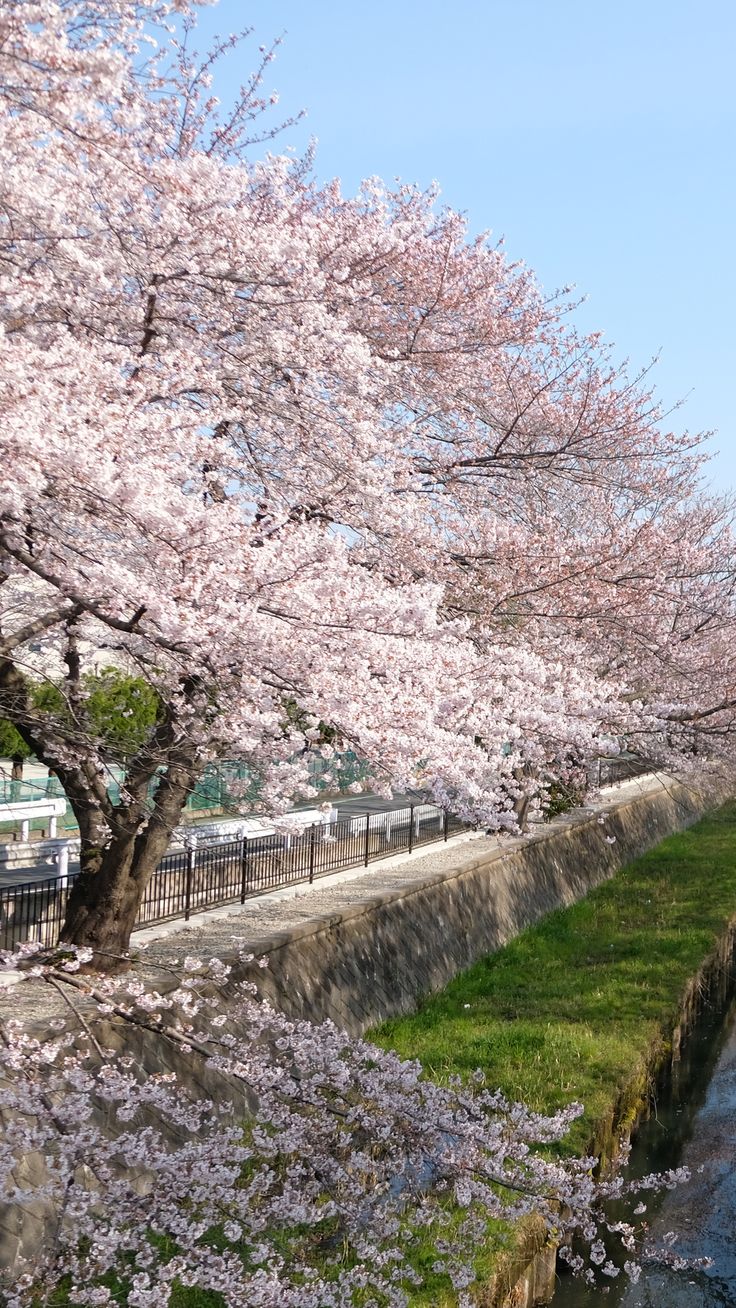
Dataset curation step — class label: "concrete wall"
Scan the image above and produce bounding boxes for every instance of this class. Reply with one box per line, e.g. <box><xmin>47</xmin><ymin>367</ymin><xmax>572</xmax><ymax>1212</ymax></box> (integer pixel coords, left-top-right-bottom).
<box><xmin>244</xmin><ymin>774</ymin><xmax>730</xmax><ymax>1035</ymax></box>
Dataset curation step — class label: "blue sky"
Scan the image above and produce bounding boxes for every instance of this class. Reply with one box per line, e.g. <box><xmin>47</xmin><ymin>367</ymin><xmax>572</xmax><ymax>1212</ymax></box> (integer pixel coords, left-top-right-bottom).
<box><xmin>195</xmin><ymin>0</ymin><xmax>736</xmax><ymax>493</ymax></box>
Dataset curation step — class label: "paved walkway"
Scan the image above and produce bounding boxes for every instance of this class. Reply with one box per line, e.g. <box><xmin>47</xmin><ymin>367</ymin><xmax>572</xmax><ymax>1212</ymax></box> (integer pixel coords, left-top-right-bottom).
<box><xmin>0</xmin><ymin>774</ymin><xmax>663</xmax><ymax>1030</ymax></box>
<box><xmin>134</xmin><ymin>774</ymin><xmax>659</xmax><ymax>963</ymax></box>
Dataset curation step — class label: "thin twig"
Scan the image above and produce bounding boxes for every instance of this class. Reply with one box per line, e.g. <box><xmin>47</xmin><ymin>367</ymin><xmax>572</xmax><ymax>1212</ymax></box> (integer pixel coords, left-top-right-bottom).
<box><xmin>42</xmin><ymin>972</ymin><xmax>106</xmax><ymax>1059</ymax></box>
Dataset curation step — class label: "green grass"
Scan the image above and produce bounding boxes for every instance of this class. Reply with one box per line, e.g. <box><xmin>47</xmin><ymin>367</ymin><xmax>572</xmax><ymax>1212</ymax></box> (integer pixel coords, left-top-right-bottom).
<box><xmin>364</xmin><ymin>800</ymin><xmax>736</xmax><ymax>1302</ymax></box>
<box><xmin>372</xmin><ymin>799</ymin><xmax>736</xmax><ymax>1160</ymax></box>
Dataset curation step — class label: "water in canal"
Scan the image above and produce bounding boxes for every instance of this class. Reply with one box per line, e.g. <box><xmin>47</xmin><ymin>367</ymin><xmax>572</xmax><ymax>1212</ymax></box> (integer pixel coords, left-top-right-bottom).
<box><xmin>551</xmin><ymin>975</ymin><xmax>736</xmax><ymax>1307</ymax></box>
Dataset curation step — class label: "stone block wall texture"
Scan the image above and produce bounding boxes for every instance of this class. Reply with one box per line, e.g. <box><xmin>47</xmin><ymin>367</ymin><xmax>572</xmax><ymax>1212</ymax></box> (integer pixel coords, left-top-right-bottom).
<box><xmin>243</xmin><ymin>775</ymin><xmax>729</xmax><ymax>1035</ymax></box>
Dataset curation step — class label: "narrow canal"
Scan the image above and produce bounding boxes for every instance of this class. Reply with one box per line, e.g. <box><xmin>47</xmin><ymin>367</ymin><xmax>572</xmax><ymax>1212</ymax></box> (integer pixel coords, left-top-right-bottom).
<box><xmin>551</xmin><ymin>974</ymin><xmax>736</xmax><ymax>1307</ymax></box>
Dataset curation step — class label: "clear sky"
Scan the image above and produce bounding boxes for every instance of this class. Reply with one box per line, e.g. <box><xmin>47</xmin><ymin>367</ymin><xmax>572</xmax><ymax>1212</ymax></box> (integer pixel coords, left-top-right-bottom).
<box><xmin>195</xmin><ymin>0</ymin><xmax>736</xmax><ymax>493</ymax></box>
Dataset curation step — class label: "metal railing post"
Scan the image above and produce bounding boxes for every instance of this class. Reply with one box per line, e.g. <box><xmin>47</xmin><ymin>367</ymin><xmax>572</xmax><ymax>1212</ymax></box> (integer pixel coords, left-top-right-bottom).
<box><xmin>240</xmin><ymin>834</ymin><xmax>249</xmax><ymax>903</ymax></box>
<box><xmin>408</xmin><ymin>803</ymin><xmax>414</xmax><ymax>854</ymax></box>
<box><xmin>364</xmin><ymin>812</ymin><xmax>371</xmax><ymax>866</ymax></box>
<box><xmin>309</xmin><ymin>823</ymin><xmax>317</xmax><ymax>884</ymax></box>
<box><xmin>185</xmin><ymin>844</ymin><xmax>196</xmax><ymax>921</ymax></box>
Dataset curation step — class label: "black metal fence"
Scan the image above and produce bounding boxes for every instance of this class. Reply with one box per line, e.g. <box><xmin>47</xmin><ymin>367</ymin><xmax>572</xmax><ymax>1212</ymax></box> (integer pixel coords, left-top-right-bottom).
<box><xmin>0</xmin><ymin>804</ymin><xmax>466</xmax><ymax>952</ymax></box>
<box><xmin>596</xmin><ymin>757</ymin><xmax>653</xmax><ymax>787</ymax></box>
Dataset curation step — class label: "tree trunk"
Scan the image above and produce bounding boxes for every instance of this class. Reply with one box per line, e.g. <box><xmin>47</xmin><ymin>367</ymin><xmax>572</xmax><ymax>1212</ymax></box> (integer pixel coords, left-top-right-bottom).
<box><xmin>0</xmin><ymin>653</ymin><xmax>203</xmax><ymax>971</ymax></box>
<box><xmin>513</xmin><ymin>792</ymin><xmax>532</xmax><ymax>831</ymax></box>
<box><xmin>60</xmin><ymin>834</ymin><xmax>154</xmax><ymax>969</ymax></box>
<box><xmin>10</xmin><ymin>755</ymin><xmax>23</xmax><ymax>782</ymax></box>
<box><xmin>60</xmin><ymin>758</ymin><xmax>197</xmax><ymax>971</ymax></box>
<box><xmin>512</xmin><ymin>762</ymin><xmax>536</xmax><ymax>833</ymax></box>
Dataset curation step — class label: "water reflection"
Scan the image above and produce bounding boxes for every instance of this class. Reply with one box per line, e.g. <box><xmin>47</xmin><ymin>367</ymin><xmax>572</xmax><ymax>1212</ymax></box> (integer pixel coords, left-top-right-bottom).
<box><xmin>620</xmin><ymin>1268</ymin><xmax>735</xmax><ymax>1308</ymax></box>
<box><xmin>620</xmin><ymin>1015</ymin><xmax>736</xmax><ymax>1307</ymax></box>
<box><xmin>552</xmin><ymin>991</ymin><xmax>736</xmax><ymax>1307</ymax></box>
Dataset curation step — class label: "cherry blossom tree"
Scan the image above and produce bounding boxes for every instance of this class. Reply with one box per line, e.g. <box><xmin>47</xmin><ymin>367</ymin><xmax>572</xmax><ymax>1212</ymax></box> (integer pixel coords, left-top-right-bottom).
<box><xmin>1</xmin><ymin>0</ymin><xmax>735</xmax><ymax>966</ymax></box>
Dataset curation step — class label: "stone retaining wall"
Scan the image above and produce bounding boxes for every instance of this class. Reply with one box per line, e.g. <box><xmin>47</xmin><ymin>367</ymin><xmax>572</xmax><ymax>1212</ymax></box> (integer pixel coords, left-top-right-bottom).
<box><xmin>243</xmin><ymin>774</ymin><xmax>728</xmax><ymax>1035</ymax></box>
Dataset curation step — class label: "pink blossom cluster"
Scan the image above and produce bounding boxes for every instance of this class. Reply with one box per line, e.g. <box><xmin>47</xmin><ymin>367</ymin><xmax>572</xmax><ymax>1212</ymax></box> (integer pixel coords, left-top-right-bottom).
<box><xmin>0</xmin><ymin>945</ymin><xmax>690</xmax><ymax>1305</ymax></box>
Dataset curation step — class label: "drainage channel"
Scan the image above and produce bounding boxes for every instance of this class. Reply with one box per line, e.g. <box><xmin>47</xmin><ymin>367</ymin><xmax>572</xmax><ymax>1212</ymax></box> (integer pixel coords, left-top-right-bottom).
<box><xmin>550</xmin><ymin>972</ymin><xmax>736</xmax><ymax>1307</ymax></box>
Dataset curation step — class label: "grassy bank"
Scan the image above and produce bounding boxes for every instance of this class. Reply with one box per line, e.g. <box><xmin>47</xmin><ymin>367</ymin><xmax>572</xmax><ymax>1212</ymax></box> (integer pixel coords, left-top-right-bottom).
<box><xmin>370</xmin><ymin>798</ymin><xmax>736</xmax><ymax>1302</ymax></box>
